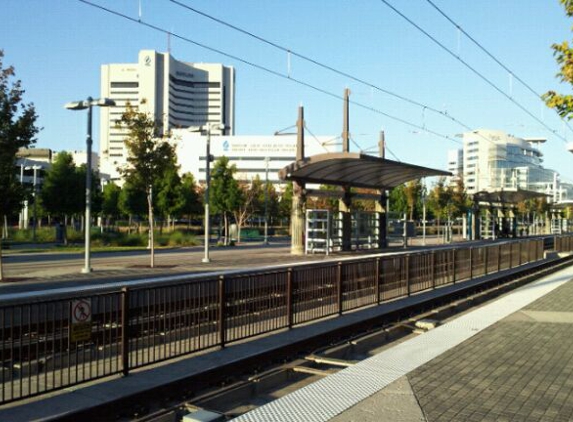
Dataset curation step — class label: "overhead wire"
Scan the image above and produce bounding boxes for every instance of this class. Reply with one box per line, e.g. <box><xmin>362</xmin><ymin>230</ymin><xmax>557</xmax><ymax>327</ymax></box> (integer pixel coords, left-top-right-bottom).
<box><xmin>379</xmin><ymin>0</ymin><xmax>568</xmax><ymax>144</ymax></box>
<box><xmin>424</xmin><ymin>0</ymin><xmax>573</xmax><ymax>138</ymax></box>
<box><xmin>77</xmin><ymin>0</ymin><xmax>460</xmax><ymax>147</ymax></box>
<box><xmin>168</xmin><ymin>0</ymin><xmax>477</xmax><ymax>135</ymax></box>
<box><xmin>79</xmin><ymin>0</ymin><xmax>547</xmax><ymax>172</ymax></box>
<box><xmin>166</xmin><ymin>0</ymin><xmax>549</xmax><ymax>166</ymax></box>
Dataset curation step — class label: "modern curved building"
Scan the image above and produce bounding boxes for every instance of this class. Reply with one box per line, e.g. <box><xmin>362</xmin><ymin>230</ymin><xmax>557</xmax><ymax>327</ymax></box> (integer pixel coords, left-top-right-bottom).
<box><xmin>449</xmin><ymin>129</ymin><xmax>573</xmax><ymax>202</ymax></box>
<box><xmin>100</xmin><ymin>50</ymin><xmax>235</xmax><ymax>183</ymax></box>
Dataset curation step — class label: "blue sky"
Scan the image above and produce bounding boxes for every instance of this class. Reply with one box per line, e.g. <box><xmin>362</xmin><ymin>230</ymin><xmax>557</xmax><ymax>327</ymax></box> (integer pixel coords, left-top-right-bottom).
<box><xmin>3</xmin><ymin>0</ymin><xmax>573</xmax><ymax>181</ymax></box>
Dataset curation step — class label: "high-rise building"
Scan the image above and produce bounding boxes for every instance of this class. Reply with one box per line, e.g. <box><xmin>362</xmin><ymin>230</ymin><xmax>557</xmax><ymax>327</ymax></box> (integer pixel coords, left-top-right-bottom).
<box><xmin>448</xmin><ymin>129</ymin><xmax>573</xmax><ymax>201</ymax></box>
<box><xmin>100</xmin><ymin>50</ymin><xmax>235</xmax><ymax>183</ymax></box>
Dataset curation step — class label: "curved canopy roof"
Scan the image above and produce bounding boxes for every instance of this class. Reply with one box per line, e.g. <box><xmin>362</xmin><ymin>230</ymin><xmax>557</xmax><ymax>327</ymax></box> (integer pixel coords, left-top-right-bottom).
<box><xmin>473</xmin><ymin>189</ymin><xmax>548</xmax><ymax>204</ymax></box>
<box><xmin>279</xmin><ymin>152</ymin><xmax>451</xmax><ymax>190</ymax></box>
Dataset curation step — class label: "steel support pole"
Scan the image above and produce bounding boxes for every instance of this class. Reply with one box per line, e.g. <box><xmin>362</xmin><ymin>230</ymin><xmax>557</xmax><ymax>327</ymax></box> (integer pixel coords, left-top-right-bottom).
<box><xmin>82</xmin><ymin>99</ymin><xmax>93</xmax><ymax>274</ymax></box>
<box><xmin>203</xmin><ymin>127</ymin><xmax>211</xmax><ymax>263</ymax></box>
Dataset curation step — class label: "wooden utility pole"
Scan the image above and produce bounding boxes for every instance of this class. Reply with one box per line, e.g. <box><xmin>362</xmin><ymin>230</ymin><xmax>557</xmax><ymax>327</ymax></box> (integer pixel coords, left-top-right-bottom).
<box><xmin>291</xmin><ymin>106</ymin><xmax>306</xmax><ymax>255</ymax></box>
<box><xmin>340</xmin><ymin>89</ymin><xmax>352</xmax><ymax>251</ymax></box>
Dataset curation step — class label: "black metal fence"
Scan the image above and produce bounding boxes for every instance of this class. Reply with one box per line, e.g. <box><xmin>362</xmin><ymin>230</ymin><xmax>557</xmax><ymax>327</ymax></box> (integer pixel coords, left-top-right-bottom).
<box><xmin>0</xmin><ymin>236</ymin><xmax>569</xmax><ymax>404</ymax></box>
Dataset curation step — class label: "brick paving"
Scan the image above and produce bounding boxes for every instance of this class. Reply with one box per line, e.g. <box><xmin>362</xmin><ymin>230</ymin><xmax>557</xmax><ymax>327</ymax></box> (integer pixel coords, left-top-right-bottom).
<box><xmin>408</xmin><ymin>277</ymin><xmax>573</xmax><ymax>422</ymax></box>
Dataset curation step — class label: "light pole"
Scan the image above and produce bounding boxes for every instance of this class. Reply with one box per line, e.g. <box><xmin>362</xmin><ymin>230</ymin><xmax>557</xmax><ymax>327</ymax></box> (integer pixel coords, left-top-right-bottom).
<box><xmin>189</xmin><ymin>123</ymin><xmax>226</xmax><ymax>263</ymax></box>
<box><xmin>264</xmin><ymin>157</ymin><xmax>270</xmax><ymax>245</ymax></box>
<box><xmin>65</xmin><ymin>97</ymin><xmax>115</xmax><ymax>273</ymax></box>
<box><xmin>25</xmin><ymin>165</ymin><xmax>42</xmax><ymax>242</ymax></box>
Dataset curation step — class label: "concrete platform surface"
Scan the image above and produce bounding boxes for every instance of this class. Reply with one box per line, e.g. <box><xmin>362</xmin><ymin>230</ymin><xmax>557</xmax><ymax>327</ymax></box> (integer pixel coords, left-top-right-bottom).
<box><xmin>237</xmin><ymin>263</ymin><xmax>573</xmax><ymax>422</ymax></box>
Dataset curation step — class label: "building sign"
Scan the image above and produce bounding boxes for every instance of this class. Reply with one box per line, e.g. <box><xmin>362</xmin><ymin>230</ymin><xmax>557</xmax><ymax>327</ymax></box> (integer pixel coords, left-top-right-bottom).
<box><xmin>70</xmin><ymin>299</ymin><xmax>92</xmax><ymax>343</ymax></box>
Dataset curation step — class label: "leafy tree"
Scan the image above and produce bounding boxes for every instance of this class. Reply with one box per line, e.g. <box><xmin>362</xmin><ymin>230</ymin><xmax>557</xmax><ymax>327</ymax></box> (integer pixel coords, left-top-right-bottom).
<box><xmin>179</xmin><ymin>172</ymin><xmax>202</xmax><ymax>227</ymax></box>
<box><xmin>278</xmin><ymin>181</ymin><xmax>293</xmax><ymax>227</ymax></box>
<box><xmin>450</xmin><ymin>178</ymin><xmax>471</xmax><ymax>218</ymax></box>
<box><xmin>427</xmin><ymin>178</ymin><xmax>452</xmax><ymax>233</ymax></box>
<box><xmin>101</xmin><ymin>182</ymin><xmax>121</xmax><ymax>228</ymax></box>
<box><xmin>156</xmin><ymin>167</ymin><xmax>182</xmax><ymax>231</ymax></box>
<box><xmin>389</xmin><ymin>184</ymin><xmax>408</xmax><ymax>217</ymax></box>
<box><xmin>40</xmin><ymin>152</ymin><xmax>84</xmax><ymax>242</ymax></box>
<box><xmin>0</xmin><ymin>50</ymin><xmax>39</xmax><ymax>280</ymax></box>
<box><xmin>233</xmin><ymin>180</ymin><xmax>259</xmax><ymax>243</ymax></box>
<box><xmin>404</xmin><ymin>179</ymin><xmax>424</xmax><ymax>220</ymax></box>
<box><xmin>544</xmin><ymin>0</ymin><xmax>573</xmax><ymax>118</ymax></box>
<box><xmin>119</xmin><ymin>103</ymin><xmax>178</xmax><ymax>266</ymax></box>
<box><xmin>118</xmin><ymin>178</ymin><xmax>147</xmax><ymax>232</ymax></box>
<box><xmin>211</xmin><ymin>156</ymin><xmax>243</xmax><ymax>245</ymax></box>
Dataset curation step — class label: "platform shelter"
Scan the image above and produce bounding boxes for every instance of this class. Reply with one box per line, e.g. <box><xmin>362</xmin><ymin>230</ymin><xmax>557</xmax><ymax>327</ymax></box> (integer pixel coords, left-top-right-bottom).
<box><xmin>470</xmin><ymin>189</ymin><xmax>548</xmax><ymax>240</ymax></box>
<box><xmin>279</xmin><ymin>104</ymin><xmax>450</xmax><ymax>255</ymax></box>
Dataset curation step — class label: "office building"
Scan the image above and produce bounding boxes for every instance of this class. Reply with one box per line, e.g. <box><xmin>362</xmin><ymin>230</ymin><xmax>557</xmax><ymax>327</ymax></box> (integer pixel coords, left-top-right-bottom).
<box><xmin>171</xmin><ymin>131</ymin><xmax>338</xmax><ymax>189</ymax></box>
<box><xmin>100</xmin><ymin>50</ymin><xmax>235</xmax><ymax>183</ymax></box>
<box><xmin>448</xmin><ymin>129</ymin><xmax>573</xmax><ymax>201</ymax></box>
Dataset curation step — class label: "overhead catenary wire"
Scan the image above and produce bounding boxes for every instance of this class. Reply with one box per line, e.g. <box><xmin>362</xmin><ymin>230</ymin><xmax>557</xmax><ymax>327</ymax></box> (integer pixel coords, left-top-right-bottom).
<box><xmin>380</xmin><ymin>0</ymin><xmax>569</xmax><ymax>144</ymax></box>
<box><xmin>166</xmin><ymin>0</ymin><xmax>551</xmax><ymax>166</ymax></box>
<box><xmin>168</xmin><ymin>0</ymin><xmax>477</xmax><ymax>135</ymax></box>
<box><xmin>77</xmin><ymin>0</ymin><xmax>461</xmax><ymax>147</ymax></box>
<box><xmin>424</xmin><ymin>0</ymin><xmax>573</xmax><ymax>138</ymax></box>
<box><xmin>78</xmin><ymin>1</ymin><xmax>550</xmax><ymax>172</ymax></box>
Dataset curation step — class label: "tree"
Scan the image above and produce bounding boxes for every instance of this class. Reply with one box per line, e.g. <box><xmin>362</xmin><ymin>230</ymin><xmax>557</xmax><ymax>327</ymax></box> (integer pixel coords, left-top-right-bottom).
<box><xmin>278</xmin><ymin>181</ymin><xmax>293</xmax><ymax>227</ymax></box>
<box><xmin>101</xmin><ymin>182</ymin><xmax>121</xmax><ymax>228</ymax></box>
<box><xmin>40</xmin><ymin>151</ymin><xmax>84</xmax><ymax>240</ymax></box>
<box><xmin>389</xmin><ymin>184</ymin><xmax>408</xmax><ymax>217</ymax></box>
<box><xmin>119</xmin><ymin>103</ymin><xmax>178</xmax><ymax>267</ymax></box>
<box><xmin>0</xmin><ymin>51</ymin><xmax>39</xmax><ymax>280</ymax></box>
<box><xmin>427</xmin><ymin>178</ymin><xmax>452</xmax><ymax>236</ymax></box>
<box><xmin>156</xmin><ymin>167</ymin><xmax>183</xmax><ymax>231</ymax></box>
<box><xmin>211</xmin><ymin>156</ymin><xmax>243</xmax><ymax>245</ymax></box>
<box><xmin>544</xmin><ymin>0</ymin><xmax>573</xmax><ymax>118</ymax></box>
<box><xmin>233</xmin><ymin>180</ymin><xmax>259</xmax><ymax>243</ymax></box>
<box><xmin>118</xmin><ymin>178</ymin><xmax>147</xmax><ymax>232</ymax></box>
<box><xmin>179</xmin><ymin>172</ymin><xmax>202</xmax><ymax>228</ymax></box>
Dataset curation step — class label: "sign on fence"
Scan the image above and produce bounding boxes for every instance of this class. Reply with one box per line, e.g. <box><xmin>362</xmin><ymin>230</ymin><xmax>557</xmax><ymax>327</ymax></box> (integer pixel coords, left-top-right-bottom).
<box><xmin>70</xmin><ymin>299</ymin><xmax>92</xmax><ymax>342</ymax></box>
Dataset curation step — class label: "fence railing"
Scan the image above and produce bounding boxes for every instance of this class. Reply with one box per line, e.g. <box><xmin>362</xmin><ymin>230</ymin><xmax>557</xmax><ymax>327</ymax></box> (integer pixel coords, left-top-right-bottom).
<box><xmin>0</xmin><ymin>235</ymin><xmax>571</xmax><ymax>404</ymax></box>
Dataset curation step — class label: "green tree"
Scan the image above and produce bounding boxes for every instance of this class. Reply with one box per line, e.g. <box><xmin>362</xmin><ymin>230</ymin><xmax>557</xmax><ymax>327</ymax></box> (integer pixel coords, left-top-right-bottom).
<box><xmin>118</xmin><ymin>178</ymin><xmax>147</xmax><ymax>232</ymax></box>
<box><xmin>40</xmin><ymin>152</ymin><xmax>84</xmax><ymax>242</ymax></box>
<box><xmin>278</xmin><ymin>181</ymin><xmax>293</xmax><ymax>227</ymax></box>
<box><xmin>544</xmin><ymin>0</ymin><xmax>573</xmax><ymax>118</ymax></box>
<box><xmin>119</xmin><ymin>103</ymin><xmax>178</xmax><ymax>266</ymax></box>
<box><xmin>101</xmin><ymin>182</ymin><xmax>121</xmax><ymax>228</ymax></box>
<box><xmin>0</xmin><ymin>50</ymin><xmax>39</xmax><ymax>280</ymax></box>
<box><xmin>450</xmin><ymin>178</ymin><xmax>471</xmax><ymax>218</ymax></box>
<box><xmin>156</xmin><ymin>167</ymin><xmax>182</xmax><ymax>231</ymax></box>
<box><xmin>389</xmin><ymin>184</ymin><xmax>408</xmax><ymax>217</ymax></box>
<box><xmin>211</xmin><ymin>156</ymin><xmax>243</xmax><ymax>245</ymax></box>
<box><xmin>179</xmin><ymin>172</ymin><xmax>202</xmax><ymax>227</ymax></box>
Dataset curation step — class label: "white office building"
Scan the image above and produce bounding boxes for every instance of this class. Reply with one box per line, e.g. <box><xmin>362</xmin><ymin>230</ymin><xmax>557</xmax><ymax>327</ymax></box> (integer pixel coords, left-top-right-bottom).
<box><xmin>100</xmin><ymin>50</ymin><xmax>235</xmax><ymax>183</ymax></box>
<box><xmin>448</xmin><ymin>129</ymin><xmax>573</xmax><ymax>201</ymax></box>
<box><xmin>171</xmin><ymin>131</ymin><xmax>338</xmax><ymax>189</ymax></box>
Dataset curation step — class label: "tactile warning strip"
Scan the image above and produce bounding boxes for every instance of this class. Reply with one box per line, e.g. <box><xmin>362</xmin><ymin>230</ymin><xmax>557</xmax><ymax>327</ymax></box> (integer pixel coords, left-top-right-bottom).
<box><xmin>234</xmin><ymin>265</ymin><xmax>573</xmax><ymax>422</ymax></box>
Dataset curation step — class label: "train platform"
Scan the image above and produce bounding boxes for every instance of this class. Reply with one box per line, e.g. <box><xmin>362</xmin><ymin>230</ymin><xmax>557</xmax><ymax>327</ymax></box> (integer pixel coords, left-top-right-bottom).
<box><xmin>236</xmin><ymin>262</ymin><xmax>573</xmax><ymax>422</ymax></box>
<box><xmin>0</xmin><ymin>243</ymin><xmax>570</xmax><ymax>422</ymax></box>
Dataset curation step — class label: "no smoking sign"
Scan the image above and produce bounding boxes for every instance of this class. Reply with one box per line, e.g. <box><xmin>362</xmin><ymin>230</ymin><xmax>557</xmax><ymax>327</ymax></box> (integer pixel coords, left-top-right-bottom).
<box><xmin>70</xmin><ymin>299</ymin><xmax>92</xmax><ymax>342</ymax></box>
<box><xmin>71</xmin><ymin>299</ymin><xmax>92</xmax><ymax>323</ymax></box>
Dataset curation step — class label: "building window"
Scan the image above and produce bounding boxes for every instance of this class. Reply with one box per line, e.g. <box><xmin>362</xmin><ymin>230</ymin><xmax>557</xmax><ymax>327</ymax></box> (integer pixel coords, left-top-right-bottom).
<box><xmin>111</xmin><ymin>82</ymin><xmax>139</xmax><ymax>88</ymax></box>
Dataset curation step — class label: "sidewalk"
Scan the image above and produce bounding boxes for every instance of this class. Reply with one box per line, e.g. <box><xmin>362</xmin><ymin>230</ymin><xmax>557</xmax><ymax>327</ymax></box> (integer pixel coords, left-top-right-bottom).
<box><xmin>237</xmin><ymin>262</ymin><xmax>573</xmax><ymax>422</ymax></box>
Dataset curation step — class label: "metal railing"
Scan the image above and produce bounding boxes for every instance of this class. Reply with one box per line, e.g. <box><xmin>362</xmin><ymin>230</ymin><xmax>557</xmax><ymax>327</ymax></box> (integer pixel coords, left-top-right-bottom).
<box><xmin>0</xmin><ymin>235</ymin><xmax>570</xmax><ymax>404</ymax></box>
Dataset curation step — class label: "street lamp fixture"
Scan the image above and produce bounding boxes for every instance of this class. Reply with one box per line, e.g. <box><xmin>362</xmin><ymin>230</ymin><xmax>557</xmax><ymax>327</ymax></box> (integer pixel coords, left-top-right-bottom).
<box><xmin>65</xmin><ymin>96</ymin><xmax>115</xmax><ymax>274</ymax></box>
<box><xmin>189</xmin><ymin>123</ymin><xmax>227</xmax><ymax>263</ymax></box>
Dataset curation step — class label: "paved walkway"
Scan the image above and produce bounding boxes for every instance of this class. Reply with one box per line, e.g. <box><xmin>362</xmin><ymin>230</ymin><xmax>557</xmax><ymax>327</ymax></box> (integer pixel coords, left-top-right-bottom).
<box><xmin>238</xmin><ymin>262</ymin><xmax>573</xmax><ymax>422</ymax></box>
